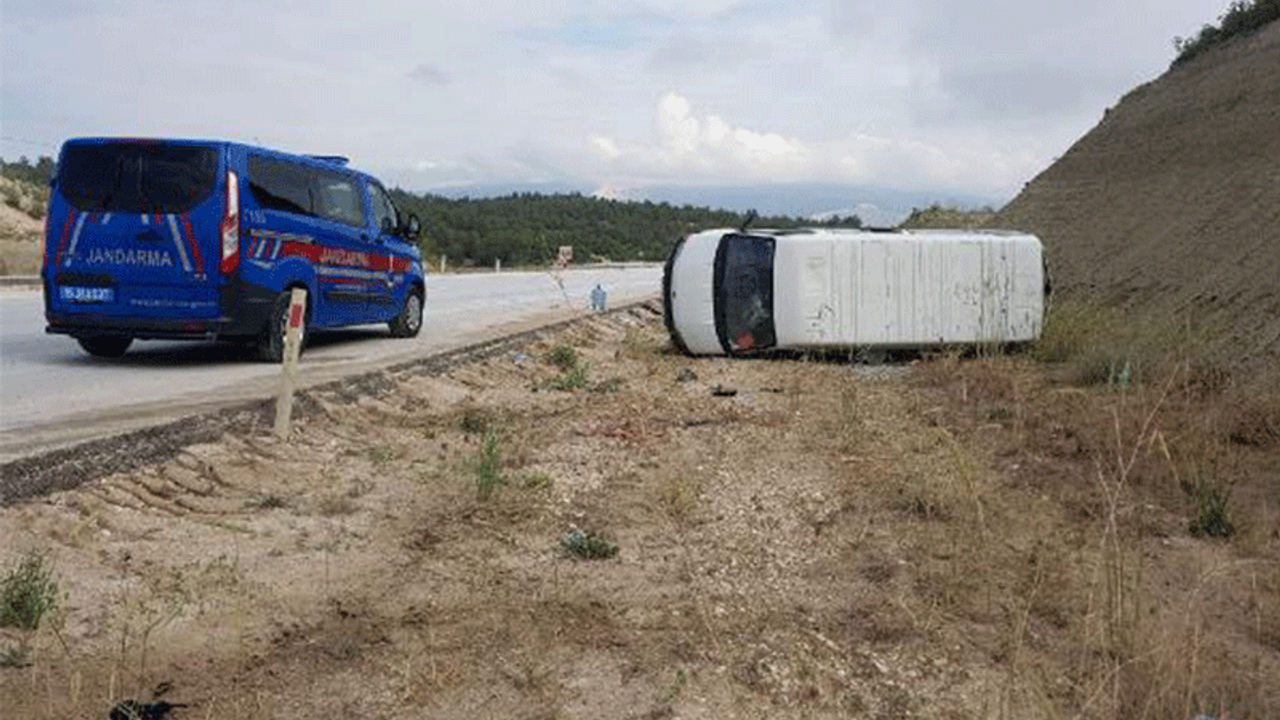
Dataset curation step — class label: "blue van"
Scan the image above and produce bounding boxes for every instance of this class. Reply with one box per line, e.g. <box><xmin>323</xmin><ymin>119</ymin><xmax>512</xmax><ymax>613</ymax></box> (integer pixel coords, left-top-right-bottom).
<box><xmin>42</xmin><ymin>137</ymin><xmax>426</xmax><ymax>361</ymax></box>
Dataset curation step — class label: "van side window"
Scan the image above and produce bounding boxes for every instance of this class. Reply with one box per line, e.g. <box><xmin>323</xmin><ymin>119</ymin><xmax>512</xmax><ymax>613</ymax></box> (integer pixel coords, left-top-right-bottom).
<box><xmin>248</xmin><ymin>156</ymin><xmax>314</xmax><ymax>217</ymax></box>
<box><xmin>315</xmin><ymin>169</ymin><xmax>365</xmax><ymax>227</ymax></box>
<box><xmin>368</xmin><ymin>182</ymin><xmax>398</xmax><ymax>234</ymax></box>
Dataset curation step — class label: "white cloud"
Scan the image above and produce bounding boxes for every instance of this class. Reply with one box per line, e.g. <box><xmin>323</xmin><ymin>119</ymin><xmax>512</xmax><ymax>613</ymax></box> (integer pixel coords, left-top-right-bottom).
<box><xmin>586</xmin><ymin>92</ymin><xmax>1039</xmax><ymax>195</ymax></box>
<box><xmin>590</xmin><ymin>92</ymin><xmax>811</xmax><ymax>179</ymax></box>
<box><xmin>0</xmin><ymin>0</ymin><xmax>1233</xmax><ymax>209</ymax></box>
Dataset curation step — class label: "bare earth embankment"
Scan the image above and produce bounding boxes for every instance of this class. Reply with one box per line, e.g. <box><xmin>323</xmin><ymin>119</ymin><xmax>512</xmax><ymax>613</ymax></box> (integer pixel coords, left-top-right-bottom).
<box><xmin>2</xmin><ymin>304</ymin><xmax>1278</xmax><ymax>719</ymax></box>
<box><xmin>997</xmin><ymin>21</ymin><xmax>1280</xmax><ymax>387</ymax></box>
<box><xmin>0</xmin><ymin>176</ymin><xmax>44</xmax><ymax>276</ymax></box>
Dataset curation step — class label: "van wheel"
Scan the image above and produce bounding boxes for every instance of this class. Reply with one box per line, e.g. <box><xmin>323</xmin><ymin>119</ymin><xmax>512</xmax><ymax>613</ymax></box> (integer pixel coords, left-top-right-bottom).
<box><xmin>388</xmin><ymin>289</ymin><xmax>423</xmax><ymax>338</ymax></box>
<box><xmin>77</xmin><ymin>336</ymin><xmax>133</xmax><ymax>358</ymax></box>
<box><xmin>257</xmin><ymin>292</ymin><xmax>308</xmax><ymax>363</ymax></box>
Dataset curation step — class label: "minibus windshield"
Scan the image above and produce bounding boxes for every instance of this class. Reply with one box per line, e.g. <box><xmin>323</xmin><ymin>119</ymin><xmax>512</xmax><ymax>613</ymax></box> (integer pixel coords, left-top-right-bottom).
<box><xmin>714</xmin><ymin>233</ymin><xmax>776</xmax><ymax>353</ymax></box>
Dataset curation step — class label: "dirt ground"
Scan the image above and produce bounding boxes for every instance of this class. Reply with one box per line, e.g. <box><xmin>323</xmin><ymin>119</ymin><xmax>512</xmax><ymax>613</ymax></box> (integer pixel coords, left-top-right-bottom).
<box><xmin>2</xmin><ymin>303</ymin><xmax>1278</xmax><ymax>719</ymax></box>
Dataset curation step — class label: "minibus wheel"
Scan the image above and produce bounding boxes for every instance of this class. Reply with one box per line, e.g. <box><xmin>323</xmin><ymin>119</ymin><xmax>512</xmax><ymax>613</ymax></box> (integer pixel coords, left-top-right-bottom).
<box><xmin>77</xmin><ymin>336</ymin><xmax>133</xmax><ymax>358</ymax></box>
<box><xmin>388</xmin><ymin>289</ymin><xmax>423</xmax><ymax>338</ymax></box>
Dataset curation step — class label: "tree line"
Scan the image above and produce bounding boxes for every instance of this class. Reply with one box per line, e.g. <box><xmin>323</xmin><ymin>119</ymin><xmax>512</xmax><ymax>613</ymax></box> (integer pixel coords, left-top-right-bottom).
<box><xmin>1173</xmin><ymin>0</ymin><xmax>1280</xmax><ymax>65</ymax></box>
<box><xmin>0</xmin><ymin>156</ymin><xmax>56</xmax><ymax>188</ymax></box>
<box><xmin>2</xmin><ymin>155</ymin><xmax>866</xmax><ymax>266</ymax></box>
<box><xmin>390</xmin><ymin>190</ymin><xmax>861</xmax><ymax>268</ymax></box>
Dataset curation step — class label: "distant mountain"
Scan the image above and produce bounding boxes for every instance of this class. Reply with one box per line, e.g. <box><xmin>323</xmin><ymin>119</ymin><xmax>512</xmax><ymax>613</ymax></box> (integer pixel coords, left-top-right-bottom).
<box><xmin>628</xmin><ymin>184</ymin><xmax>1002</xmax><ymax>228</ymax></box>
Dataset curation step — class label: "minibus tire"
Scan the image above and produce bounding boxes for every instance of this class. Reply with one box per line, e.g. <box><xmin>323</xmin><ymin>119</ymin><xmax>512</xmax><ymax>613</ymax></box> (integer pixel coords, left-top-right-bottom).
<box><xmin>257</xmin><ymin>292</ymin><xmax>308</xmax><ymax>363</ymax></box>
<box><xmin>388</xmin><ymin>289</ymin><xmax>423</xmax><ymax>338</ymax></box>
<box><xmin>77</xmin><ymin>336</ymin><xmax>133</xmax><ymax>358</ymax></box>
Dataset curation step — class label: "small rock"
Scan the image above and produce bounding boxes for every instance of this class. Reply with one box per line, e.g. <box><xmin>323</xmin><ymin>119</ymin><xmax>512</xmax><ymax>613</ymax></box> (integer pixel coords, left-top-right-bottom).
<box><xmin>711</xmin><ymin>384</ymin><xmax>737</xmax><ymax>397</ymax></box>
<box><xmin>676</xmin><ymin>368</ymin><xmax>698</xmax><ymax>382</ymax></box>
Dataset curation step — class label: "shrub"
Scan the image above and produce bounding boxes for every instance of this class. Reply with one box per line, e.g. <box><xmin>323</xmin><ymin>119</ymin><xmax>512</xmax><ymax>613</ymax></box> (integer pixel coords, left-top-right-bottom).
<box><xmin>560</xmin><ymin>530</ymin><xmax>619</xmax><ymax>560</ymax></box>
<box><xmin>897</xmin><ymin>203</ymin><xmax>996</xmax><ymax>229</ymax></box>
<box><xmin>1172</xmin><ymin>0</ymin><xmax>1280</xmax><ymax>66</ymax></box>
<box><xmin>460</xmin><ymin>406</ymin><xmax>494</xmax><ymax>435</ymax></box>
<box><xmin>0</xmin><ymin>550</ymin><xmax>59</xmax><ymax>632</ymax></box>
<box><xmin>0</xmin><ymin>184</ymin><xmax>20</xmax><ymax>211</ymax></box>
<box><xmin>1031</xmin><ymin>301</ymin><xmax>1112</xmax><ymax>364</ymax></box>
<box><xmin>538</xmin><ymin>343</ymin><xmax>593</xmax><ymax>391</ymax></box>
<box><xmin>547</xmin><ymin>343</ymin><xmax>579</xmax><ymax>370</ymax></box>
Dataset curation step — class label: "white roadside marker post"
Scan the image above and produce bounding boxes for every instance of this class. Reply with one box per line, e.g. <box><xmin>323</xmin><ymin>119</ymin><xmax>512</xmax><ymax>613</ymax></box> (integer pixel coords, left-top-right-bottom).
<box><xmin>274</xmin><ymin>287</ymin><xmax>307</xmax><ymax>438</ymax></box>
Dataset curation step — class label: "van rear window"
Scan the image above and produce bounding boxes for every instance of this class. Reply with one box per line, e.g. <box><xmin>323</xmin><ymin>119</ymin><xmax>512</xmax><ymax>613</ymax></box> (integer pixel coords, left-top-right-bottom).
<box><xmin>58</xmin><ymin>142</ymin><xmax>218</xmax><ymax>214</ymax></box>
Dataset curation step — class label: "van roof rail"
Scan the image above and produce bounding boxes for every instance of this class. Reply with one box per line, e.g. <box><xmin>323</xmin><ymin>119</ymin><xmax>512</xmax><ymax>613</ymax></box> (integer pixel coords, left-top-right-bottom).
<box><xmin>307</xmin><ymin>155</ymin><xmax>350</xmax><ymax>166</ymax></box>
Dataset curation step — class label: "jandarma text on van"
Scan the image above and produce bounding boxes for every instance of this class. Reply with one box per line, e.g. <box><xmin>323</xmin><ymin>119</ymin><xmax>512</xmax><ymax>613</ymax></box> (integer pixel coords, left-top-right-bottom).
<box><xmin>84</xmin><ymin>248</ymin><xmax>175</xmax><ymax>267</ymax></box>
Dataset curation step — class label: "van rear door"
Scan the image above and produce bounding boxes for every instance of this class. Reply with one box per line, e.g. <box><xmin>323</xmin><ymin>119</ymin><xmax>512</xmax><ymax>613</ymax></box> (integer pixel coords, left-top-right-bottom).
<box><xmin>47</xmin><ymin>140</ymin><xmax>224</xmax><ymax>325</ymax></box>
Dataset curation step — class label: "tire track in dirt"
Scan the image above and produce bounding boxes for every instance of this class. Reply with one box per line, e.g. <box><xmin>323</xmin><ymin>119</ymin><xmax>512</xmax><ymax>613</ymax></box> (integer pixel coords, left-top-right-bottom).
<box><xmin>0</xmin><ymin>302</ymin><xmax>663</xmax><ymax>506</ymax></box>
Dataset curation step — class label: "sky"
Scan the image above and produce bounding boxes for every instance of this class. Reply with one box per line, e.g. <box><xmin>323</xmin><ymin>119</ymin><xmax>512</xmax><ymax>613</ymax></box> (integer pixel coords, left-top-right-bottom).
<box><xmin>0</xmin><ymin>0</ymin><xmax>1232</xmax><ymax>214</ymax></box>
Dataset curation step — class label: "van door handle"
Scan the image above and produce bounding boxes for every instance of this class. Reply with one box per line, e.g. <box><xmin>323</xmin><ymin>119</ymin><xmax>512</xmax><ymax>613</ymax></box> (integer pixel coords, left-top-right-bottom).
<box><xmin>137</xmin><ymin>230</ymin><xmax>163</xmax><ymax>243</ymax></box>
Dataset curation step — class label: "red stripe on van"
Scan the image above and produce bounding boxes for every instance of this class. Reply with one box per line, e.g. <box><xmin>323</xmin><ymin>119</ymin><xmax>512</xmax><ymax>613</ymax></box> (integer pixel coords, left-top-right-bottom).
<box><xmin>180</xmin><ymin>213</ymin><xmax>204</xmax><ymax>273</ymax></box>
<box><xmin>277</xmin><ymin>241</ymin><xmax>402</xmax><ymax>271</ymax></box>
<box><xmin>55</xmin><ymin>209</ymin><xmax>79</xmax><ymax>266</ymax></box>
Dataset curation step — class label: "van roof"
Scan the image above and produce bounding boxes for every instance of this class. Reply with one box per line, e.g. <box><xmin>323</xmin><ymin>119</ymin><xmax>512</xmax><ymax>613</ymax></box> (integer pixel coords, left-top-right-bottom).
<box><xmin>62</xmin><ymin>137</ymin><xmax>365</xmax><ymax>174</ymax></box>
<box><xmin>700</xmin><ymin>227</ymin><xmax>1038</xmax><ymax>242</ymax></box>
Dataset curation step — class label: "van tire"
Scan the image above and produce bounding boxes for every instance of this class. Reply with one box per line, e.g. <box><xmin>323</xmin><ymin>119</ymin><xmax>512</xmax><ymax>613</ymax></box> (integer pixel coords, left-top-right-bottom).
<box><xmin>257</xmin><ymin>292</ymin><xmax>308</xmax><ymax>363</ymax></box>
<box><xmin>388</xmin><ymin>289</ymin><xmax>423</xmax><ymax>338</ymax></box>
<box><xmin>77</xmin><ymin>336</ymin><xmax>133</xmax><ymax>358</ymax></box>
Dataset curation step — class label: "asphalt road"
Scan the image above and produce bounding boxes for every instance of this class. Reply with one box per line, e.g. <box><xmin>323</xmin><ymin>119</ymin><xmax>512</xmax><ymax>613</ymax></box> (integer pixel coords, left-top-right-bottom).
<box><xmin>0</xmin><ymin>266</ymin><xmax>662</xmax><ymax>462</ymax></box>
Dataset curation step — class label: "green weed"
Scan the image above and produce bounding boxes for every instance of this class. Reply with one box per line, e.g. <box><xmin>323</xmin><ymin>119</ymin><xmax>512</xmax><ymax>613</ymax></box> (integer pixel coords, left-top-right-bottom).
<box><xmin>1183</xmin><ymin>475</ymin><xmax>1235</xmax><ymax>538</ymax></box>
<box><xmin>547</xmin><ymin>343</ymin><xmax>580</xmax><ymax>370</ymax></box>
<box><xmin>473</xmin><ymin>428</ymin><xmax>505</xmax><ymax>500</ymax></box>
<box><xmin>522</xmin><ymin>472</ymin><xmax>553</xmax><ymax>490</ymax></box>
<box><xmin>243</xmin><ymin>494</ymin><xmax>288</xmax><ymax>510</ymax></box>
<box><xmin>543</xmin><ymin>363</ymin><xmax>590</xmax><ymax>391</ymax></box>
<box><xmin>0</xmin><ymin>550</ymin><xmax>59</xmax><ymax>632</ymax></box>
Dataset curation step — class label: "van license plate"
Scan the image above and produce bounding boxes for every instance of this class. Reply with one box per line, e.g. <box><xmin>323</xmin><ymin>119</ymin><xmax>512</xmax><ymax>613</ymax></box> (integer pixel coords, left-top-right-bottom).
<box><xmin>60</xmin><ymin>286</ymin><xmax>114</xmax><ymax>303</ymax></box>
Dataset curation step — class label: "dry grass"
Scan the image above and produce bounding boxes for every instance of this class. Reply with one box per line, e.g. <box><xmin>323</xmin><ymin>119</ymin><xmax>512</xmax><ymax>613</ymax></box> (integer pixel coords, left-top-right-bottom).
<box><xmin>2</xmin><ymin>304</ymin><xmax>1276</xmax><ymax>718</ymax></box>
<box><xmin>906</xmin><ymin>301</ymin><xmax>1280</xmax><ymax>718</ymax></box>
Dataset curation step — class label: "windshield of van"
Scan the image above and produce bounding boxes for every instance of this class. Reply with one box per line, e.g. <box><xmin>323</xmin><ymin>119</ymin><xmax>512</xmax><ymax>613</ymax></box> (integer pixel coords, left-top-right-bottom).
<box><xmin>714</xmin><ymin>233</ymin><xmax>776</xmax><ymax>353</ymax></box>
<box><xmin>58</xmin><ymin>142</ymin><xmax>219</xmax><ymax>214</ymax></box>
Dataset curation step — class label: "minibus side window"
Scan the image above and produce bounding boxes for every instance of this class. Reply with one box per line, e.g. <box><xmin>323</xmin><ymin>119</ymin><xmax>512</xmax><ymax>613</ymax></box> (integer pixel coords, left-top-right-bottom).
<box><xmin>713</xmin><ymin>233</ymin><xmax>776</xmax><ymax>354</ymax></box>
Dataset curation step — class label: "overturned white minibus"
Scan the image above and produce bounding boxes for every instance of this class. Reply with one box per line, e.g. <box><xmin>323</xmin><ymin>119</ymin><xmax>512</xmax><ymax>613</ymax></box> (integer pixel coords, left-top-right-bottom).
<box><xmin>663</xmin><ymin>227</ymin><xmax>1046</xmax><ymax>356</ymax></box>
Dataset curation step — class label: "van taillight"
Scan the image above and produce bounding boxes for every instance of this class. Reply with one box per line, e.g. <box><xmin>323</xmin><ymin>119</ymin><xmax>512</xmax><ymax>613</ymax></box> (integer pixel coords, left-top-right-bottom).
<box><xmin>219</xmin><ymin>170</ymin><xmax>240</xmax><ymax>274</ymax></box>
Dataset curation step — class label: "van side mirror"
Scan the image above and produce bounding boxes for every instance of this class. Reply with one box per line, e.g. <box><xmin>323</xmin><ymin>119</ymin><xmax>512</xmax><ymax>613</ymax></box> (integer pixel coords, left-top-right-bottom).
<box><xmin>404</xmin><ymin>214</ymin><xmax>421</xmax><ymax>240</ymax></box>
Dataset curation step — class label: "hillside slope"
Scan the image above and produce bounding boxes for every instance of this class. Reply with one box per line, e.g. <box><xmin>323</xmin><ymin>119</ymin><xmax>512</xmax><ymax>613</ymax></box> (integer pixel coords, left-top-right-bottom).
<box><xmin>997</xmin><ymin>20</ymin><xmax>1280</xmax><ymax>381</ymax></box>
<box><xmin>0</xmin><ymin>176</ymin><xmax>45</xmax><ymax>275</ymax></box>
